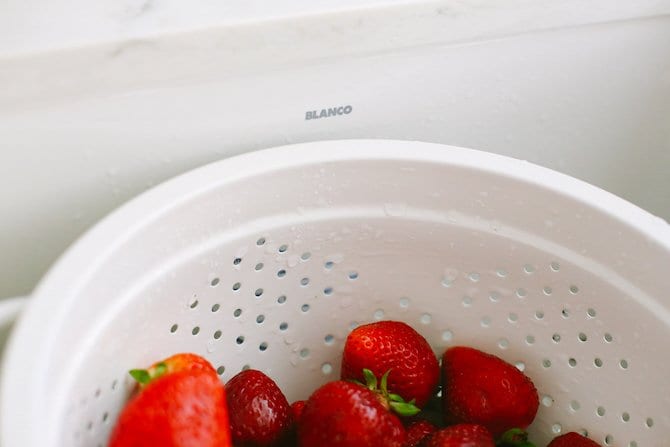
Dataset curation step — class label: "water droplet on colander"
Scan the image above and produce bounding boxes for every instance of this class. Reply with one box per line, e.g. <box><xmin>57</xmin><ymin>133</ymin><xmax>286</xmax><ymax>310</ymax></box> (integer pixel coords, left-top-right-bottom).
<box><xmin>206</xmin><ymin>341</ymin><xmax>216</xmax><ymax>353</ymax></box>
<box><xmin>384</xmin><ymin>202</ymin><xmax>407</xmax><ymax>217</ymax></box>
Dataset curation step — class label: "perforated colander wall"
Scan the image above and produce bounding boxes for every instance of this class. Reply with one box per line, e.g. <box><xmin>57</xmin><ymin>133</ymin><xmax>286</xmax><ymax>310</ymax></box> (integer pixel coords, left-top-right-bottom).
<box><xmin>62</xmin><ymin>218</ymin><xmax>665</xmax><ymax>447</ymax></box>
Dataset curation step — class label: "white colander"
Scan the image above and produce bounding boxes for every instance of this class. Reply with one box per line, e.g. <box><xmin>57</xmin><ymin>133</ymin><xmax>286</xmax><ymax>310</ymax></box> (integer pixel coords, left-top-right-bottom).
<box><xmin>2</xmin><ymin>140</ymin><xmax>669</xmax><ymax>447</ymax></box>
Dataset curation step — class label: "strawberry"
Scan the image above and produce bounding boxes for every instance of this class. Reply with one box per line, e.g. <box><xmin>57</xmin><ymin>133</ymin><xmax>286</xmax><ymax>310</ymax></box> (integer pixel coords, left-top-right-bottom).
<box><xmin>225</xmin><ymin>369</ymin><xmax>293</xmax><ymax>446</ymax></box>
<box><xmin>298</xmin><ymin>380</ymin><xmax>407</xmax><ymax>447</ymax></box>
<box><xmin>278</xmin><ymin>400</ymin><xmax>308</xmax><ymax>447</ymax></box>
<box><xmin>128</xmin><ymin>353</ymin><xmax>216</xmax><ymax>389</ymax></box>
<box><xmin>341</xmin><ymin>320</ymin><xmax>440</xmax><ymax>408</ymax></box>
<box><xmin>290</xmin><ymin>400</ymin><xmax>306</xmax><ymax>424</ymax></box>
<box><xmin>441</xmin><ymin>346</ymin><xmax>539</xmax><ymax>437</ymax></box>
<box><xmin>281</xmin><ymin>400</ymin><xmax>307</xmax><ymax>447</ymax></box>
<box><xmin>547</xmin><ymin>432</ymin><xmax>602</xmax><ymax>447</ymax></box>
<box><xmin>109</xmin><ymin>355</ymin><xmax>231</xmax><ymax>447</ymax></box>
<box><xmin>404</xmin><ymin>419</ymin><xmax>437</xmax><ymax>447</ymax></box>
<box><xmin>423</xmin><ymin>424</ymin><xmax>495</xmax><ymax>447</ymax></box>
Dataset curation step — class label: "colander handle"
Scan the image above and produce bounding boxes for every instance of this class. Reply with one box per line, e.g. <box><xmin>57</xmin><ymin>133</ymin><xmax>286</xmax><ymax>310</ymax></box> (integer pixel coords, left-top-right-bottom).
<box><xmin>0</xmin><ymin>296</ymin><xmax>27</xmax><ymax>356</ymax></box>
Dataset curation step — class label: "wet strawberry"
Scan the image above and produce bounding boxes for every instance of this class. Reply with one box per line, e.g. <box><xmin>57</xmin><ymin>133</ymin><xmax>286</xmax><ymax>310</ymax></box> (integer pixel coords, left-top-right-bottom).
<box><xmin>423</xmin><ymin>424</ymin><xmax>494</xmax><ymax>447</ymax></box>
<box><xmin>342</xmin><ymin>321</ymin><xmax>440</xmax><ymax>408</ymax></box>
<box><xmin>110</xmin><ymin>354</ymin><xmax>231</xmax><ymax>447</ymax></box>
<box><xmin>225</xmin><ymin>369</ymin><xmax>293</xmax><ymax>446</ymax></box>
<box><xmin>547</xmin><ymin>432</ymin><xmax>602</xmax><ymax>447</ymax></box>
<box><xmin>299</xmin><ymin>380</ymin><xmax>407</xmax><ymax>447</ymax></box>
<box><xmin>441</xmin><ymin>347</ymin><xmax>539</xmax><ymax>437</ymax></box>
<box><xmin>404</xmin><ymin>419</ymin><xmax>437</xmax><ymax>447</ymax></box>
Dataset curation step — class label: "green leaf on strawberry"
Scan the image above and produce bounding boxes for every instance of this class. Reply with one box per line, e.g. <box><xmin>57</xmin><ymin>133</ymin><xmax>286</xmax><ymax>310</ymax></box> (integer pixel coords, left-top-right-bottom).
<box><xmin>363</xmin><ymin>368</ymin><xmax>378</xmax><ymax>390</ymax></box>
<box><xmin>352</xmin><ymin>368</ymin><xmax>421</xmax><ymax>417</ymax></box>
<box><xmin>129</xmin><ymin>369</ymin><xmax>151</xmax><ymax>384</ymax></box>
<box><xmin>387</xmin><ymin>393</ymin><xmax>406</xmax><ymax>403</ymax></box>
<box><xmin>389</xmin><ymin>401</ymin><xmax>421</xmax><ymax>416</ymax></box>
<box><xmin>496</xmin><ymin>428</ymin><xmax>536</xmax><ymax>447</ymax></box>
<box><xmin>129</xmin><ymin>362</ymin><xmax>168</xmax><ymax>385</ymax></box>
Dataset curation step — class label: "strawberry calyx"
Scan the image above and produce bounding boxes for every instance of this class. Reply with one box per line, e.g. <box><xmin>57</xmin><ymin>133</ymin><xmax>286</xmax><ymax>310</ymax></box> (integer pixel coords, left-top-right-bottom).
<box><xmin>129</xmin><ymin>362</ymin><xmax>168</xmax><ymax>386</ymax></box>
<box><xmin>352</xmin><ymin>368</ymin><xmax>421</xmax><ymax>417</ymax></box>
<box><xmin>496</xmin><ymin>428</ymin><xmax>536</xmax><ymax>447</ymax></box>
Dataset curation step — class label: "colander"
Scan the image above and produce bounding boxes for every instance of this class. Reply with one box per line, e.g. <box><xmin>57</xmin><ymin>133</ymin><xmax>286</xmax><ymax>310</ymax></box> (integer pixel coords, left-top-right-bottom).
<box><xmin>2</xmin><ymin>140</ymin><xmax>669</xmax><ymax>447</ymax></box>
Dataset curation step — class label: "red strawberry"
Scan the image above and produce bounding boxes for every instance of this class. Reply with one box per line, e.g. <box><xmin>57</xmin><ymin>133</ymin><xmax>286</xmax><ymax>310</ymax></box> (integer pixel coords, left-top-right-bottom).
<box><xmin>341</xmin><ymin>320</ymin><xmax>440</xmax><ymax>408</ymax></box>
<box><xmin>423</xmin><ymin>424</ymin><xmax>495</xmax><ymax>447</ymax></box>
<box><xmin>109</xmin><ymin>357</ymin><xmax>232</xmax><ymax>447</ymax></box>
<box><xmin>441</xmin><ymin>346</ymin><xmax>539</xmax><ymax>437</ymax></box>
<box><xmin>404</xmin><ymin>419</ymin><xmax>437</xmax><ymax>447</ymax></box>
<box><xmin>128</xmin><ymin>352</ymin><xmax>216</xmax><ymax>389</ymax></box>
<box><xmin>290</xmin><ymin>400</ymin><xmax>306</xmax><ymax>424</ymax></box>
<box><xmin>298</xmin><ymin>380</ymin><xmax>407</xmax><ymax>447</ymax></box>
<box><xmin>281</xmin><ymin>400</ymin><xmax>307</xmax><ymax>447</ymax></box>
<box><xmin>547</xmin><ymin>432</ymin><xmax>602</xmax><ymax>447</ymax></box>
<box><xmin>275</xmin><ymin>400</ymin><xmax>309</xmax><ymax>447</ymax></box>
<box><xmin>225</xmin><ymin>369</ymin><xmax>293</xmax><ymax>446</ymax></box>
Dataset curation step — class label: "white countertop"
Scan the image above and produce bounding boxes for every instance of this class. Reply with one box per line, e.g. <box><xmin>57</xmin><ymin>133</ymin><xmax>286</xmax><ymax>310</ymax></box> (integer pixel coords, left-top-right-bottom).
<box><xmin>1</xmin><ymin>0</ymin><xmax>417</xmax><ymax>56</ymax></box>
<box><xmin>2</xmin><ymin>0</ymin><xmax>669</xmax><ymax>58</ymax></box>
<box><xmin>1</xmin><ymin>0</ymin><xmax>669</xmax><ymax>300</ymax></box>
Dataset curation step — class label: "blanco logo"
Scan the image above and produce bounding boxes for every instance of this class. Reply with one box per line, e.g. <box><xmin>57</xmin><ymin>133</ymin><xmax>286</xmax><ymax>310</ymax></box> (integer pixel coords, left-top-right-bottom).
<box><xmin>305</xmin><ymin>105</ymin><xmax>353</xmax><ymax>120</ymax></box>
